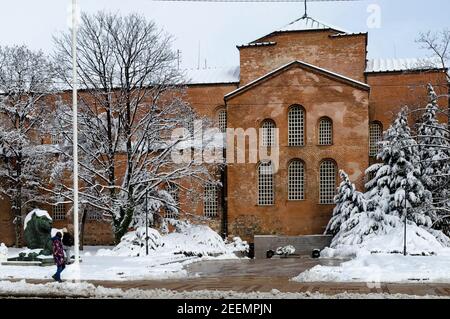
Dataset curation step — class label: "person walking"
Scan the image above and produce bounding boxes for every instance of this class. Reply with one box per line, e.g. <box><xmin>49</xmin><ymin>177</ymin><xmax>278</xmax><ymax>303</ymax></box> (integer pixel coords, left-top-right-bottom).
<box><xmin>61</xmin><ymin>228</ymin><xmax>74</xmax><ymax>264</ymax></box>
<box><xmin>51</xmin><ymin>232</ymin><xmax>65</xmax><ymax>283</ymax></box>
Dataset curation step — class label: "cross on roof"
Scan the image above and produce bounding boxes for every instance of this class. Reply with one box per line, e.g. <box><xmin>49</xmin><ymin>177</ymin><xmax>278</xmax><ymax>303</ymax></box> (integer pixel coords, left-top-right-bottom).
<box><xmin>303</xmin><ymin>0</ymin><xmax>308</xmax><ymax>18</ymax></box>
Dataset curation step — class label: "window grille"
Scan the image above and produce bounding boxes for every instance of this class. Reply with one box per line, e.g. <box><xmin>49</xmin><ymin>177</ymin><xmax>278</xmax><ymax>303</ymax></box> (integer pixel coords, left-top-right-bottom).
<box><xmin>318</xmin><ymin>118</ymin><xmax>333</xmax><ymax>145</ymax></box>
<box><xmin>165</xmin><ymin>184</ymin><xmax>180</xmax><ymax>219</ymax></box>
<box><xmin>288</xmin><ymin>160</ymin><xmax>305</xmax><ymax>200</ymax></box>
<box><xmin>320</xmin><ymin>160</ymin><xmax>336</xmax><ymax>204</ymax></box>
<box><xmin>261</xmin><ymin>120</ymin><xmax>276</xmax><ymax>147</ymax></box>
<box><xmin>258</xmin><ymin>161</ymin><xmax>274</xmax><ymax>205</ymax></box>
<box><xmin>218</xmin><ymin>110</ymin><xmax>227</xmax><ymax>133</ymax></box>
<box><xmin>51</xmin><ymin>133</ymin><xmax>63</xmax><ymax>145</ymax></box>
<box><xmin>53</xmin><ymin>201</ymin><xmax>66</xmax><ymax>221</ymax></box>
<box><xmin>288</xmin><ymin>106</ymin><xmax>305</xmax><ymax>146</ymax></box>
<box><xmin>369</xmin><ymin>123</ymin><xmax>383</xmax><ymax>157</ymax></box>
<box><xmin>204</xmin><ymin>183</ymin><xmax>218</xmax><ymax>217</ymax></box>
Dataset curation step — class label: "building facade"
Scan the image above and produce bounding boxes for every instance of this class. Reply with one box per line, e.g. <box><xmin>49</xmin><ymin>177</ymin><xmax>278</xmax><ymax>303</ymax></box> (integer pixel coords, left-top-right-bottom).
<box><xmin>182</xmin><ymin>16</ymin><xmax>448</xmax><ymax>243</ymax></box>
<box><xmin>0</xmin><ymin>15</ymin><xmax>448</xmax><ymax>245</ymax></box>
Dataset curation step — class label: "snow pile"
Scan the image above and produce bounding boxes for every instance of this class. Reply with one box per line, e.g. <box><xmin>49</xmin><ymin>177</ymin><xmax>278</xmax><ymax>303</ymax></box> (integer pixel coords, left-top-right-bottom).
<box><xmin>322</xmin><ymin>223</ymin><xmax>446</xmax><ymax>258</ymax></box>
<box><xmin>98</xmin><ymin>227</ymin><xmax>163</xmax><ymax>257</ymax></box>
<box><xmin>276</xmin><ymin>245</ymin><xmax>296</xmax><ymax>256</ymax></box>
<box><xmin>226</xmin><ymin>237</ymin><xmax>249</xmax><ymax>254</ymax></box>
<box><xmin>294</xmin><ymin>250</ymin><xmax>450</xmax><ymax>284</ymax></box>
<box><xmin>163</xmin><ymin>225</ymin><xmax>228</xmax><ymax>256</ymax></box>
<box><xmin>0</xmin><ymin>280</ymin><xmax>448</xmax><ymax>299</ymax></box>
<box><xmin>23</xmin><ymin>209</ymin><xmax>52</xmax><ymax>230</ymax></box>
<box><xmin>98</xmin><ymin>224</ymin><xmax>248</xmax><ymax>258</ymax></box>
<box><xmin>0</xmin><ymin>243</ymin><xmax>7</xmax><ymax>262</ymax></box>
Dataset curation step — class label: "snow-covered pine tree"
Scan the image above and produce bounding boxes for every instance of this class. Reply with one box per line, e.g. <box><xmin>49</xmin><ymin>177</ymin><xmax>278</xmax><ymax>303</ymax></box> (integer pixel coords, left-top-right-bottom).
<box><xmin>325</xmin><ymin>170</ymin><xmax>365</xmax><ymax>236</ymax></box>
<box><xmin>417</xmin><ymin>84</ymin><xmax>450</xmax><ymax>232</ymax></box>
<box><xmin>326</xmin><ymin>170</ymin><xmax>372</xmax><ymax>246</ymax></box>
<box><xmin>366</xmin><ymin>107</ymin><xmax>433</xmax><ymax>228</ymax></box>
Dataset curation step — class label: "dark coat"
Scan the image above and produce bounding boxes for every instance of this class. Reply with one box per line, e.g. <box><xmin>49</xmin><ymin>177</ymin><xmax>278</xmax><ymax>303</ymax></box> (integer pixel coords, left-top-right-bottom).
<box><xmin>52</xmin><ymin>236</ymin><xmax>65</xmax><ymax>267</ymax></box>
<box><xmin>62</xmin><ymin>232</ymin><xmax>74</xmax><ymax>247</ymax></box>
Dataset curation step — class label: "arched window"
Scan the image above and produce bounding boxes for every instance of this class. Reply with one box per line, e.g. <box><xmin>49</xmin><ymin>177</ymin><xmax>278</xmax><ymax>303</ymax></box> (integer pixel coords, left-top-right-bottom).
<box><xmin>204</xmin><ymin>183</ymin><xmax>218</xmax><ymax>217</ymax></box>
<box><xmin>319</xmin><ymin>160</ymin><xmax>337</xmax><ymax>204</ymax></box>
<box><xmin>258</xmin><ymin>161</ymin><xmax>274</xmax><ymax>205</ymax></box>
<box><xmin>318</xmin><ymin>117</ymin><xmax>333</xmax><ymax>145</ymax></box>
<box><xmin>218</xmin><ymin>109</ymin><xmax>227</xmax><ymax>133</ymax></box>
<box><xmin>288</xmin><ymin>105</ymin><xmax>305</xmax><ymax>146</ymax></box>
<box><xmin>261</xmin><ymin>120</ymin><xmax>276</xmax><ymax>147</ymax></box>
<box><xmin>369</xmin><ymin>122</ymin><xmax>383</xmax><ymax>157</ymax></box>
<box><xmin>288</xmin><ymin>160</ymin><xmax>305</xmax><ymax>201</ymax></box>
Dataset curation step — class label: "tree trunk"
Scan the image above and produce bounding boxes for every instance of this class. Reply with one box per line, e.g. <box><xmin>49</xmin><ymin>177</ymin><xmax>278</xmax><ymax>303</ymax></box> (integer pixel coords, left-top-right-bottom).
<box><xmin>114</xmin><ymin>206</ymin><xmax>134</xmax><ymax>243</ymax></box>
<box><xmin>80</xmin><ymin>208</ymin><xmax>87</xmax><ymax>251</ymax></box>
<box><xmin>14</xmin><ymin>152</ymin><xmax>23</xmax><ymax>248</ymax></box>
<box><xmin>13</xmin><ymin>206</ymin><xmax>22</xmax><ymax>248</ymax></box>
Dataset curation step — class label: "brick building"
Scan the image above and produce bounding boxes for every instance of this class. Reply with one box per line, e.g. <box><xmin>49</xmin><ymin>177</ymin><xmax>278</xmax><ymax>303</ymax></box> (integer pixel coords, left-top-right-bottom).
<box><xmin>182</xmin><ymin>16</ymin><xmax>448</xmax><ymax>243</ymax></box>
<box><xmin>0</xmin><ymin>15</ymin><xmax>448</xmax><ymax>246</ymax></box>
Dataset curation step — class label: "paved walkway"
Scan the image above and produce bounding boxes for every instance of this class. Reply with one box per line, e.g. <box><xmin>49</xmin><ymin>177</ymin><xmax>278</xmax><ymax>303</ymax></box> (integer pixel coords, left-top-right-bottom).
<box><xmin>86</xmin><ymin>258</ymin><xmax>450</xmax><ymax>296</ymax></box>
<box><xmin>7</xmin><ymin>258</ymin><xmax>450</xmax><ymax>297</ymax></box>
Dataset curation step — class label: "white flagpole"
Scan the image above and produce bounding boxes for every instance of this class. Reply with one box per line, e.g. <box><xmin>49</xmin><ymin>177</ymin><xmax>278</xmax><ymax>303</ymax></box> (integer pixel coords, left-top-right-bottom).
<box><xmin>72</xmin><ymin>0</ymin><xmax>80</xmax><ymax>265</ymax></box>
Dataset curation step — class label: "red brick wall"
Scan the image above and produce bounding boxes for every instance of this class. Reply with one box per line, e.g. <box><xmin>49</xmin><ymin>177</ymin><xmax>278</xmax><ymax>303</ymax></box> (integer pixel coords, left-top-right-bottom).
<box><xmin>184</xmin><ymin>84</ymin><xmax>237</xmax><ymax>118</ymax></box>
<box><xmin>0</xmin><ymin>200</ymin><xmax>14</xmax><ymax>246</ymax></box>
<box><xmin>367</xmin><ymin>70</ymin><xmax>448</xmax><ymax>129</ymax></box>
<box><xmin>240</xmin><ymin>31</ymin><xmax>367</xmax><ymax>85</ymax></box>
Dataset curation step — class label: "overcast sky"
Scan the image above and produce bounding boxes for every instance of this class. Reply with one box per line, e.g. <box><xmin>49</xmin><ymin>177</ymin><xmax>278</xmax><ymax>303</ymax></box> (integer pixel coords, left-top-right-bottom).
<box><xmin>0</xmin><ymin>0</ymin><xmax>448</xmax><ymax>69</ymax></box>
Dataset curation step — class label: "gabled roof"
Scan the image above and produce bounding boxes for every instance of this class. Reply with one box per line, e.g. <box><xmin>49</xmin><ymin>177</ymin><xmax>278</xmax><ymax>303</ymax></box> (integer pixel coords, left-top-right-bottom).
<box><xmin>277</xmin><ymin>16</ymin><xmax>350</xmax><ymax>34</ymax></box>
<box><xmin>182</xmin><ymin>66</ymin><xmax>240</xmax><ymax>85</ymax></box>
<box><xmin>224</xmin><ymin>60</ymin><xmax>370</xmax><ymax>101</ymax></box>
<box><xmin>366</xmin><ymin>57</ymin><xmax>445</xmax><ymax>73</ymax></box>
<box><xmin>249</xmin><ymin>15</ymin><xmax>350</xmax><ymax>44</ymax></box>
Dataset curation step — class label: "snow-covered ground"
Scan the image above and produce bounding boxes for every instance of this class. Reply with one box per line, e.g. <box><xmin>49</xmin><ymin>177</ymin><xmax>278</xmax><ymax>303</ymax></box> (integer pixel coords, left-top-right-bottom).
<box><xmin>0</xmin><ymin>225</ymin><xmax>248</xmax><ymax>282</ymax></box>
<box><xmin>293</xmin><ymin>251</ymin><xmax>450</xmax><ymax>284</ymax></box>
<box><xmin>0</xmin><ymin>246</ymin><xmax>194</xmax><ymax>281</ymax></box>
<box><xmin>0</xmin><ymin>280</ymin><xmax>448</xmax><ymax>299</ymax></box>
<box><xmin>293</xmin><ymin>226</ymin><xmax>450</xmax><ymax>284</ymax></box>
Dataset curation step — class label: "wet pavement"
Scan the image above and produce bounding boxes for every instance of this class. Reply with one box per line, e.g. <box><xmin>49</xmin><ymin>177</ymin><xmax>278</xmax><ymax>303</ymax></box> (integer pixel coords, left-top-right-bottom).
<box><xmin>7</xmin><ymin>257</ymin><xmax>450</xmax><ymax>296</ymax></box>
<box><xmin>85</xmin><ymin>257</ymin><xmax>450</xmax><ymax>296</ymax></box>
<box><xmin>185</xmin><ymin>256</ymin><xmax>344</xmax><ymax>278</ymax></box>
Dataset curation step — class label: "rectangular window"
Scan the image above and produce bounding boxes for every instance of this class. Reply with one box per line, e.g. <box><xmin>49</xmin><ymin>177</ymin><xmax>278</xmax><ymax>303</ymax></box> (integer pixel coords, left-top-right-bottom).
<box><xmin>51</xmin><ymin>133</ymin><xmax>63</xmax><ymax>145</ymax></box>
<box><xmin>320</xmin><ymin>161</ymin><xmax>336</xmax><ymax>204</ymax></box>
<box><xmin>204</xmin><ymin>183</ymin><xmax>218</xmax><ymax>217</ymax></box>
<box><xmin>319</xmin><ymin>118</ymin><xmax>333</xmax><ymax>145</ymax></box>
<box><xmin>52</xmin><ymin>202</ymin><xmax>66</xmax><ymax>221</ymax></box>
<box><xmin>288</xmin><ymin>106</ymin><xmax>305</xmax><ymax>146</ymax></box>
<box><xmin>165</xmin><ymin>184</ymin><xmax>180</xmax><ymax>219</ymax></box>
<box><xmin>258</xmin><ymin>162</ymin><xmax>274</xmax><ymax>205</ymax></box>
<box><xmin>87</xmin><ymin>210</ymin><xmax>103</xmax><ymax>222</ymax></box>
<box><xmin>369</xmin><ymin>123</ymin><xmax>382</xmax><ymax>157</ymax></box>
<box><xmin>288</xmin><ymin>161</ymin><xmax>305</xmax><ymax>200</ymax></box>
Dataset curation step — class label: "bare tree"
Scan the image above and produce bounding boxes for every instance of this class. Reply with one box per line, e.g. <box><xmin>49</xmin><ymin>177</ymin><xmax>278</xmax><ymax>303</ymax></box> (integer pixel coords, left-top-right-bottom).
<box><xmin>53</xmin><ymin>12</ymin><xmax>217</xmax><ymax>242</ymax></box>
<box><xmin>417</xmin><ymin>29</ymin><xmax>450</xmax><ymax>126</ymax></box>
<box><xmin>0</xmin><ymin>45</ymin><xmax>57</xmax><ymax>247</ymax></box>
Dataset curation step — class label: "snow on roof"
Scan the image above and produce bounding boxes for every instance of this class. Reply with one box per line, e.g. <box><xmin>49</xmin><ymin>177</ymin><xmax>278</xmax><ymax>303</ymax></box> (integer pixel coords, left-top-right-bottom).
<box><xmin>182</xmin><ymin>66</ymin><xmax>240</xmax><ymax>85</ymax></box>
<box><xmin>237</xmin><ymin>41</ymin><xmax>277</xmax><ymax>49</ymax></box>
<box><xmin>177</xmin><ymin>58</ymin><xmax>444</xmax><ymax>86</ymax></box>
<box><xmin>366</xmin><ymin>58</ymin><xmax>443</xmax><ymax>73</ymax></box>
<box><xmin>276</xmin><ymin>16</ymin><xmax>350</xmax><ymax>34</ymax></box>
